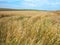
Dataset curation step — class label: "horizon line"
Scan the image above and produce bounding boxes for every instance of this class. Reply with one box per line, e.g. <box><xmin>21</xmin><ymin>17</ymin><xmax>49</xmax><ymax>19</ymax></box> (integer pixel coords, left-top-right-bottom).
<box><xmin>0</xmin><ymin>8</ymin><xmax>60</xmax><ymax>11</ymax></box>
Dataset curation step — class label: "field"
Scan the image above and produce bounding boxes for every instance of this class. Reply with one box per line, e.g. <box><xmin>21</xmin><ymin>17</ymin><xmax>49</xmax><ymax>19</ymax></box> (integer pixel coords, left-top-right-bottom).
<box><xmin>0</xmin><ymin>10</ymin><xmax>60</xmax><ymax>45</ymax></box>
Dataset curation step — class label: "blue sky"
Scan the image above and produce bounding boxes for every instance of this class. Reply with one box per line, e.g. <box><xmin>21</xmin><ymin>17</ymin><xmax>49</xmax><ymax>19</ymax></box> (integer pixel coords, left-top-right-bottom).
<box><xmin>0</xmin><ymin>0</ymin><xmax>60</xmax><ymax>10</ymax></box>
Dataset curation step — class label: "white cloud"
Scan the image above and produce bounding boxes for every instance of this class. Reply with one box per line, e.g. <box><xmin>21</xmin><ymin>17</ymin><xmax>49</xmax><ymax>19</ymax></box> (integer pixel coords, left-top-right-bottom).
<box><xmin>24</xmin><ymin>0</ymin><xmax>49</xmax><ymax>3</ymax></box>
<box><xmin>22</xmin><ymin>0</ymin><xmax>60</xmax><ymax>9</ymax></box>
<box><xmin>22</xmin><ymin>0</ymin><xmax>49</xmax><ymax>7</ymax></box>
<box><xmin>0</xmin><ymin>0</ymin><xmax>60</xmax><ymax>9</ymax></box>
<box><xmin>48</xmin><ymin>2</ymin><xmax>60</xmax><ymax>5</ymax></box>
<box><xmin>23</xmin><ymin>2</ymin><xmax>37</xmax><ymax>7</ymax></box>
<box><xmin>23</xmin><ymin>0</ymin><xmax>60</xmax><ymax>5</ymax></box>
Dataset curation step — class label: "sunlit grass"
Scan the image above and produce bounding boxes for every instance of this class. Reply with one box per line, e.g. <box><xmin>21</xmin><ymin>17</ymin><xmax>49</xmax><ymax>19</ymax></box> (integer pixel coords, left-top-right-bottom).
<box><xmin>0</xmin><ymin>14</ymin><xmax>60</xmax><ymax>45</ymax></box>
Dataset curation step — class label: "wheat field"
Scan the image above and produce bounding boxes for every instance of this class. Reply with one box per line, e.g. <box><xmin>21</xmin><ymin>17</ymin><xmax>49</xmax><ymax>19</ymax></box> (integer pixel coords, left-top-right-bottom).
<box><xmin>0</xmin><ymin>11</ymin><xmax>60</xmax><ymax>45</ymax></box>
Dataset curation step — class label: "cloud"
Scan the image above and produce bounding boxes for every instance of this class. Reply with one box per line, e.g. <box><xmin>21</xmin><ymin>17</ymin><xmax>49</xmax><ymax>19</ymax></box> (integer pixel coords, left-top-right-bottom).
<box><xmin>23</xmin><ymin>0</ymin><xmax>60</xmax><ymax>5</ymax></box>
<box><xmin>0</xmin><ymin>0</ymin><xmax>60</xmax><ymax>10</ymax></box>
<box><xmin>24</xmin><ymin>0</ymin><xmax>60</xmax><ymax>7</ymax></box>
<box><xmin>24</xmin><ymin>0</ymin><xmax>48</xmax><ymax>2</ymax></box>
<box><xmin>0</xmin><ymin>0</ymin><xmax>60</xmax><ymax>7</ymax></box>
<box><xmin>25</xmin><ymin>3</ymin><xmax>36</xmax><ymax>6</ymax></box>
<box><xmin>21</xmin><ymin>0</ymin><xmax>60</xmax><ymax>10</ymax></box>
<box><xmin>46</xmin><ymin>1</ymin><xmax>60</xmax><ymax>8</ymax></box>
<box><xmin>22</xmin><ymin>0</ymin><xmax>48</xmax><ymax>7</ymax></box>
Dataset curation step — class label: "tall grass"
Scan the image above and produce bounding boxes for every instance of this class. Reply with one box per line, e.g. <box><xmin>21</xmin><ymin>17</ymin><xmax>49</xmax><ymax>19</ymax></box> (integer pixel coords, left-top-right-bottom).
<box><xmin>0</xmin><ymin>15</ymin><xmax>60</xmax><ymax>45</ymax></box>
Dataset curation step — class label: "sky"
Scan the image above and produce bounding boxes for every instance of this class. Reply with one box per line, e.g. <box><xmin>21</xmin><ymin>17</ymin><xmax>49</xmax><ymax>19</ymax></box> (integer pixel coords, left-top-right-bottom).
<box><xmin>0</xmin><ymin>0</ymin><xmax>60</xmax><ymax>10</ymax></box>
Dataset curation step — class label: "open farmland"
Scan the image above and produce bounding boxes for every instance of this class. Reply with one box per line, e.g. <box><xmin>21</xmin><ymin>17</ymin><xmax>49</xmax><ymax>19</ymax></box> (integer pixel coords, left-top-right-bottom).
<box><xmin>0</xmin><ymin>10</ymin><xmax>60</xmax><ymax>45</ymax></box>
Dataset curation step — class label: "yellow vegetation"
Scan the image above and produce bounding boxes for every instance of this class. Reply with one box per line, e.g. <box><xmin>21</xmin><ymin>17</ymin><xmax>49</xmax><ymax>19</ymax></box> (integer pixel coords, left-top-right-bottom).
<box><xmin>0</xmin><ymin>11</ymin><xmax>60</xmax><ymax>45</ymax></box>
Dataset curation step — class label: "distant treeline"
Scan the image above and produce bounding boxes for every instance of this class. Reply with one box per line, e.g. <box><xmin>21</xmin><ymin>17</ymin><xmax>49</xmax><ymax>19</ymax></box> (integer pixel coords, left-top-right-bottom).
<box><xmin>0</xmin><ymin>8</ymin><xmax>51</xmax><ymax>11</ymax></box>
<box><xmin>0</xmin><ymin>8</ymin><xmax>41</xmax><ymax>11</ymax></box>
<box><xmin>0</xmin><ymin>8</ymin><xmax>60</xmax><ymax>11</ymax></box>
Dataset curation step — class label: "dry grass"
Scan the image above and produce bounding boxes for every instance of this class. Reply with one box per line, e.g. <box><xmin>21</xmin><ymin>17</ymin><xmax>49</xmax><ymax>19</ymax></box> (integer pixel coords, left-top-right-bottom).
<box><xmin>0</xmin><ymin>11</ymin><xmax>60</xmax><ymax>45</ymax></box>
<box><xmin>0</xmin><ymin>11</ymin><xmax>49</xmax><ymax>16</ymax></box>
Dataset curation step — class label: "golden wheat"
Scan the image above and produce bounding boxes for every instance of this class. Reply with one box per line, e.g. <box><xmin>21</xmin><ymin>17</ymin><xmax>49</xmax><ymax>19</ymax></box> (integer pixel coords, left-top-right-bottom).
<box><xmin>0</xmin><ymin>14</ymin><xmax>60</xmax><ymax>45</ymax></box>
